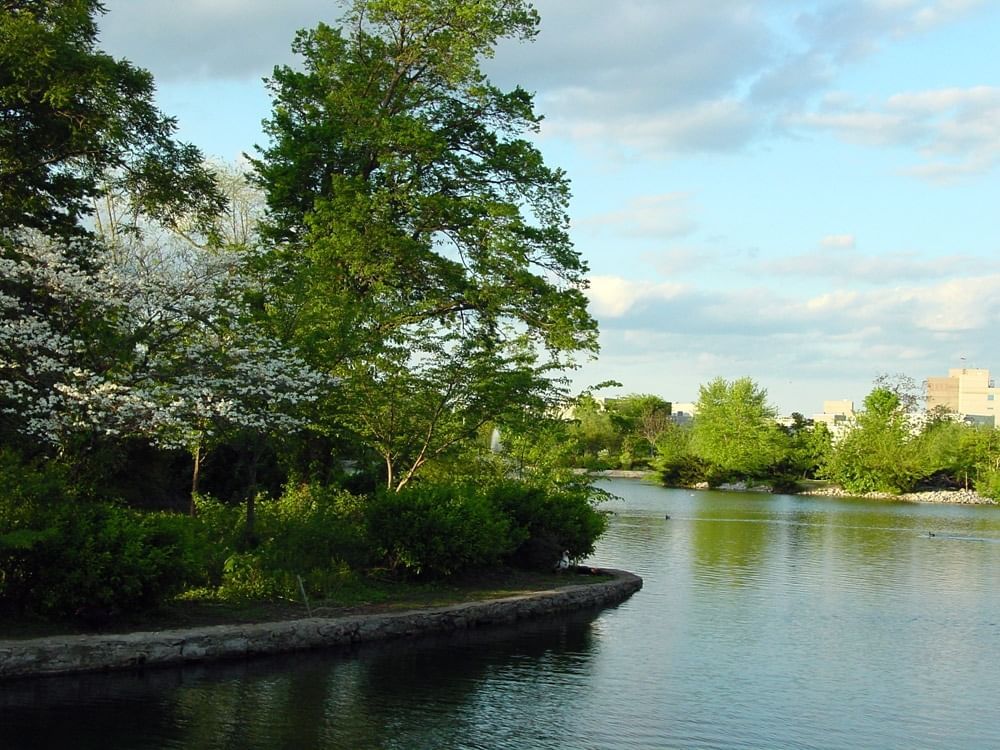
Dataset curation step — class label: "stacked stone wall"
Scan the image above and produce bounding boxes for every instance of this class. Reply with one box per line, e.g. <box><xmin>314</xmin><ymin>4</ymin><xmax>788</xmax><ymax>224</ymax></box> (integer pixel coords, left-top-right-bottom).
<box><xmin>0</xmin><ymin>569</ymin><xmax>642</xmax><ymax>680</ymax></box>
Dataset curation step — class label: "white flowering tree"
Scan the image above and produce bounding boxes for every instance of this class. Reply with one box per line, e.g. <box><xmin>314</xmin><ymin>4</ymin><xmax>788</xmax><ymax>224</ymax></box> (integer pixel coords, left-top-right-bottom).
<box><xmin>0</xmin><ymin>236</ymin><xmax>132</xmax><ymax>447</ymax></box>
<box><xmin>0</xmin><ymin>228</ymin><xmax>328</xmax><ymax>523</ymax></box>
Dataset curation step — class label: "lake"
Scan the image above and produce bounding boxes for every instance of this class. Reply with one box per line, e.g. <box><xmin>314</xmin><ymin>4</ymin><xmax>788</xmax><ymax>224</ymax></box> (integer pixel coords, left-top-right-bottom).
<box><xmin>3</xmin><ymin>478</ymin><xmax>999</xmax><ymax>749</ymax></box>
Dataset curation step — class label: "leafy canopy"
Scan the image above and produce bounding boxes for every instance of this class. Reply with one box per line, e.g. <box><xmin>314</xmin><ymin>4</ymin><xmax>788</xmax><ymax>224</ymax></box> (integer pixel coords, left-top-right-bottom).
<box><xmin>690</xmin><ymin>377</ymin><xmax>783</xmax><ymax>479</ymax></box>
<box><xmin>0</xmin><ymin>0</ymin><xmax>221</xmax><ymax>240</ymax></box>
<box><xmin>251</xmin><ymin>0</ymin><xmax>598</xmax><ymax>487</ymax></box>
<box><xmin>820</xmin><ymin>386</ymin><xmax>919</xmax><ymax>494</ymax></box>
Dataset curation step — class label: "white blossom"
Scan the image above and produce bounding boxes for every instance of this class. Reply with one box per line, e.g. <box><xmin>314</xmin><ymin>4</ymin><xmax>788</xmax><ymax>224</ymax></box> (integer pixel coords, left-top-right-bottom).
<box><xmin>1</xmin><ymin>232</ymin><xmax>329</xmax><ymax>450</ymax></box>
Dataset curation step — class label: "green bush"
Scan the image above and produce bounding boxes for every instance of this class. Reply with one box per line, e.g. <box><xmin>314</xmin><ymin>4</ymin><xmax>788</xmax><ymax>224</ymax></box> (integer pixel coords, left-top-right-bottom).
<box><xmin>0</xmin><ymin>503</ymin><xmax>197</xmax><ymax>621</ymax></box>
<box><xmin>656</xmin><ymin>453</ymin><xmax>712</xmax><ymax>487</ymax></box>
<box><xmin>485</xmin><ymin>480</ymin><xmax>608</xmax><ymax>570</ymax></box>
<box><xmin>249</xmin><ymin>484</ymin><xmax>370</xmax><ymax>598</ymax></box>
<box><xmin>365</xmin><ymin>483</ymin><xmax>515</xmax><ymax>577</ymax></box>
<box><xmin>192</xmin><ymin>485</ymin><xmax>370</xmax><ymax>600</ymax></box>
<box><xmin>975</xmin><ymin>469</ymin><xmax>1000</xmax><ymax>502</ymax></box>
<box><xmin>189</xmin><ymin>493</ymin><xmax>247</xmax><ymax>585</ymax></box>
<box><xmin>0</xmin><ymin>449</ymin><xmax>76</xmax><ymax>527</ymax></box>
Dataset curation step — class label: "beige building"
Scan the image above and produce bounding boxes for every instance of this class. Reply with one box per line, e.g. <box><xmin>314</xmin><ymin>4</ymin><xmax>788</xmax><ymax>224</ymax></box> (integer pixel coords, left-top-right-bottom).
<box><xmin>926</xmin><ymin>368</ymin><xmax>998</xmax><ymax>426</ymax></box>
<box><xmin>812</xmin><ymin>400</ymin><xmax>855</xmax><ymax>440</ymax></box>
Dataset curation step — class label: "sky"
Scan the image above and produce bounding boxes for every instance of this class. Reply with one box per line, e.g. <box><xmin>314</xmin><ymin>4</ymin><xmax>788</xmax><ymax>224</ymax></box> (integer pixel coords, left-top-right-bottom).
<box><xmin>97</xmin><ymin>0</ymin><xmax>1000</xmax><ymax>415</ymax></box>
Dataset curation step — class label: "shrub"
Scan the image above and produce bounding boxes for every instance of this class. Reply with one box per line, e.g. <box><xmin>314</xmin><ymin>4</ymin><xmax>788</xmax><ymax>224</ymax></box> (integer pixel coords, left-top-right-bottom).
<box><xmin>250</xmin><ymin>484</ymin><xmax>371</xmax><ymax>597</ymax></box>
<box><xmin>365</xmin><ymin>483</ymin><xmax>514</xmax><ymax>577</ymax></box>
<box><xmin>485</xmin><ymin>480</ymin><xmax>608</xmax><ymax>570</ymax></box>
<box><xmin>0</xmin><ymin>502</ymin><xmax>197</xmax><ymax>621</ymax></box>
<box><xmin>656</xmin><ymin>453</ymin><xmax>712</xmax><ymax>487</ymax></box>
<box><xmin>189</xmin><ymin>494</ymin><xmax>245</xmax><ymax>586</ymax></box>
<box><xmin>192</xmin><ymin>485</ymin><xmax>371</xmax><ymax>599</ymax></box>
<box><xmin>975</xmin><ymin>469</ymin><xmax>1000</xmax><ymax>502</ymax></box>
<box><xmin>0</xmin><ymin>449</ymin><xmax>76</xmax><ymax>526</ymax></box>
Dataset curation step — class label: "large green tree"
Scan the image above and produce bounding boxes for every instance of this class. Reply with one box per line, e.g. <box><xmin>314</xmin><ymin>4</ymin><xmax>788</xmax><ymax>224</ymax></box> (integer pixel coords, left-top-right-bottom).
<box><xmin>689</xmin><ymin>377</ymin><xmax>783</xmax><ymax>481</ymax></box>
<box><xmin>251</xmin><ymin>0</ymin><xmax>597</xmax><ymax>487</ymax></box>
<box><xmin>820</xmin><ymin>387</ymin><xmax>919</xmax><ymax>494</ymax></box>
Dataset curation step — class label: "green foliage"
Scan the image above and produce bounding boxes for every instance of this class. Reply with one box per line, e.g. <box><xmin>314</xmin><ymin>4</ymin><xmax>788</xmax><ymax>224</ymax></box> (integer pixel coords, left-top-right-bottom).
<box><xmin>565</xmin><ymin>394</ymin><xmax>620</xmax><ymax>468</ymax></box>
<box><xmin>559</xmin><ymin>390</ymin><xmax>673</xmax><ymax>470</ymax></box>
<box><xmin>820</xmin><ymin>387</ymin><xmax>920</xmax><ymax>494</ymax></box>
<box><xmin>264</xmin><ymin>484</ymin><xmax>369</xmax><ymax>566</ymax></box>
<box><xmin>0</xmin><ymin>501</ymin><xmax>197</xmax><ymax>620</ymax></box>
<box><xmin>486</xmin><ymin>480</ymin><xmax>608</xmax><ymax>570</ymax></box>
<box><xmin>605</xmin><ymin>394</ymin><xmax>672</xmax><ymax>467</ymax></box>
<box><xmin>976</xmin><ymin>469</ymin><xmax>1000</xmax><ymax>502</ymax></box>
<box><xmin>914</xmin><ymin>418</ymin><xmax>975</xmax><ymax>487</ymax></box>
<box><xmin>0</xmin><ymin>448</ymin><xmax>76</xmax><ymax>523</ymax></box>
<box><xmin>652</xmin><ymin>421</ymin><xmax>709</xmax><ymax>486</ymax></box>
<box><xmin>250</xmin><ymin>0</ymin><xmax>596</xmax><ymax>487</ymax></box>
<box><xmin>193</xmin><ymin>487</ymin><xmax>371</xmax><ymax>599</ymax></box>
<box><xmin>365</xmin><ymin>483</ymin><xmax>515</xmax><ymax>576</ymax></box>
<box><xmin>0</xmin><ymin>0</ymin><xmax>221</xmax><ymax>239</ymax></box>
<box><xmin>690</xmin><ymin>377</ymin><xmax>782</xmax><ymax>481</ymax></box>
<box><xmin>0</xmin><ymin>1</ymin><xmax>616</xmax><ymax>619</ymax></box>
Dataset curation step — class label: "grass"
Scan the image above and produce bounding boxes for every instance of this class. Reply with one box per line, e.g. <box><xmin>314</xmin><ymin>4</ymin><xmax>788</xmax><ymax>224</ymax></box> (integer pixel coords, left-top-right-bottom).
<box><xmin>0</xmin><ymin>567</ymin><xmax>611</xmax><ymax>641</ymax></box>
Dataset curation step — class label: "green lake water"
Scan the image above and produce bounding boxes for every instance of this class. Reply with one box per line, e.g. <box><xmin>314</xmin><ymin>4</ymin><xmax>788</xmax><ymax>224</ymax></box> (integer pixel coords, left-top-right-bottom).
<box><xmin>3</xmin><ymin>478</ymin><xmax>999</xmax><ymax>749</ymax></box>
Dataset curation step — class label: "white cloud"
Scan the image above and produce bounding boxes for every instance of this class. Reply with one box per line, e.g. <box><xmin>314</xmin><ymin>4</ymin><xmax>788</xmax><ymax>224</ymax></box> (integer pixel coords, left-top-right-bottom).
<box><xmin>99</xmin><ymin>0</ymin><xmax>995</xmax><ymax>165</ymax></box>
<box><xmin>576</xmin><ymin>270</ymin><xmax>1000</xmax><ymax>411</ymax></box>
<box><xmin>579</xmin><ymin>193</ymin><xmax>698</xmax><ymax>239</ymax></box>
<box><xmin>100</xmin><ymin>1</ymin><xmax>328</xmax><ymax>80</ymax></box>
<box><xmin>588</xmin><ymin>271</ymin><xmax>1000</xmax><ymax>357</ymax></box>
<box><xmin>795</xmin><ymin>86</ymin><xmax>1000</xmax><ymax>179</ymax></box>
<box><xmin>761</xmin><ymin>247</ymin><xmax>1000</xmax><ymax>284</ymax></box>
<box><xmin>586</xmin><ymin>275</ymin><xmax>686</xmax><ymax>318</ymax></box>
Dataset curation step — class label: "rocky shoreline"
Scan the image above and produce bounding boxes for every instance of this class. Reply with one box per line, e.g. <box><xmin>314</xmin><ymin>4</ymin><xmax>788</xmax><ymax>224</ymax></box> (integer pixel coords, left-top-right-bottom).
<box><xmin>798</xmin><ymin>486</ymin><xmax>996</xmax><ymax>505</ymax></box>
<box><xmin>706</xmin><ymin>480</ymin><xmax>996</xmax><ymax>505</ymax></box>
<box><xmin>588</xmin><ymin>472</ymin><xmax>997</xmax><ymax>506</ymax></box>
<box><xmin>0</xmin><ymin>568</ymin><xmax>642</xmax><ymax>681</ymax></box>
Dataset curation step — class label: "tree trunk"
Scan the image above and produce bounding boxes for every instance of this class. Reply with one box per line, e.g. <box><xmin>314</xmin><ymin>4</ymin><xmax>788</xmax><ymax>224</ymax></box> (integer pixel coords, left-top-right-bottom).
<box><xmin>244</xmin><ymin>443</ymin><xmax>261</xmax><ymax>542</ymax></box>
<box><xmin>190</xmin><ymin>442</ymin><xmax>202</xmax><ymax>516</ymax></box>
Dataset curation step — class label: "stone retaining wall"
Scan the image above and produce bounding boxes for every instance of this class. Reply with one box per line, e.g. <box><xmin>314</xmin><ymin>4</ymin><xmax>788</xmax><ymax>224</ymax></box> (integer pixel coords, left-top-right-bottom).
<box><xmin>0</xmin><ymin>569</ymin><xmax>642</xmax><ymax>680</ymax></box>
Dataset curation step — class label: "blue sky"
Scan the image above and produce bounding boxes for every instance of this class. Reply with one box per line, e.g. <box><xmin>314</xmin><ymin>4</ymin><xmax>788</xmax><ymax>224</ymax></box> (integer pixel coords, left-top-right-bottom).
<box><xmin>99</xmin><ymin>0</ymin><xmax>1000</xmax><ymax>415</ymax></box>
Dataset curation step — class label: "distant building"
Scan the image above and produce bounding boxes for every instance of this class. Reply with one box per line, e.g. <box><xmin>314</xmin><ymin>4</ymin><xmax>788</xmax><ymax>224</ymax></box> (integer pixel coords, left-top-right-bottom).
<box><xmin>926</xmin><ymin>368</ymin><xmax>998</xmax><ymax>427</ymax></box>
<box><xmin>670</xmin><ymin>402</ymin><xmax>697</xmax><ymax>425</ymax></box>
<box><xmin>812</xmin><ymin>400</ymin><xmax>855</xmax><ymax>440</ymax></box>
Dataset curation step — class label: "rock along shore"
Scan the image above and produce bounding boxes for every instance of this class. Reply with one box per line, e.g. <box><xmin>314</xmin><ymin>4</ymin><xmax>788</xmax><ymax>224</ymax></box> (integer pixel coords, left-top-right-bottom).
<box><xmin>0</xmin><ymin>568</ymin><xmax>642</xmax><ymax>681</ymax></box>
<box><xmin>797</xmin><ymin>486</ymin><xmax>997</xmax><ymax>505</ymax></box>
<box><xmin>580</xmin><ymin>471</ymin><xmax>997</xmax><ymax>506</ymax></box>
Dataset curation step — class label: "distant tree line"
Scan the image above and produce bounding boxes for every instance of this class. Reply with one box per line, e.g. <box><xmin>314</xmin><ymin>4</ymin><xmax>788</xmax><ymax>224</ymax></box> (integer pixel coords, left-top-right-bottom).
<box><xmin>561</xmin><ymin>377</ymin><xmax>1000</xmax><ymax>501</ymax></box>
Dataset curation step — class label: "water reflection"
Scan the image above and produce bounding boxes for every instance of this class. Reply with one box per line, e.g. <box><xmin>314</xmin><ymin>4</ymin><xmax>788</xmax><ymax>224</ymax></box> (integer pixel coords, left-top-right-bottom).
<box><xmin>1</xmin><ymin>611</ymin><xmax>606</xmax><ymax>750</ymax></box>
<box><xmin>3</xmin><ymin>479</ymin><xmax>999</xmax><ymax>750</ymax></box>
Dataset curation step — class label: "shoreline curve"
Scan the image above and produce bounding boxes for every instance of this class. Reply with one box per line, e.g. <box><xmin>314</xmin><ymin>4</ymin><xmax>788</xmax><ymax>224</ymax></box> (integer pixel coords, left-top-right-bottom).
<box><xmin>0</xmin><ymin>568</ymin><xmax>642</xmax><ymax>681</ymax></box>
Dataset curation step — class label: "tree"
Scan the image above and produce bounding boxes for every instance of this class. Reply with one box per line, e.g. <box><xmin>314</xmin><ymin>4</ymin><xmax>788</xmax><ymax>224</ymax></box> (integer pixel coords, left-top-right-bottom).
<box><xmin>251</xmin><ymin>0</ymin><xmax>597</xmax><ymax>486</ymax></box>
<box><xmin>605</xmin><ymin>394</ymin><xmax>671</xmax><ymax>467</ymax></box>
<box><xmin>0</xmin><ymin>0</ymin><xmax>221</xmax><ymax>241</ymax></box>
<box><xmin>340</xmin><ymin>336</ymin><xmax>556</xmax><ymax>491</ymax></box>
<box><xmin>652</xmin><ymin>420</ymin><xmax>706</xmax><ymax>486</ymax></box>
<box><xmin>820</xmin><ymin>387</ymin><xmax>920</xmax><ymax>493</ymax></box>
<box><xmin>0</xmin><ymin>227</ymin><xmax>326</xmax><ymax>516</ymax></box>
<box><xmin>565</xmin><ymin>394</ymin><xmax>619</xmax><ymax>468</ymax></box>
<box><xmin>689</xmin><ymin>377</ymin><xmax>782</xmax><ymax>481</ymax></box>
<box><xmin>775</xmin><ymin>412</ymin><xmax>829</xmax><ymax>480</ymax></box>
<box><xmin>2</xmin><ymin>0</ymin><xmax>226</xmax><ymax>468</ymax></box>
